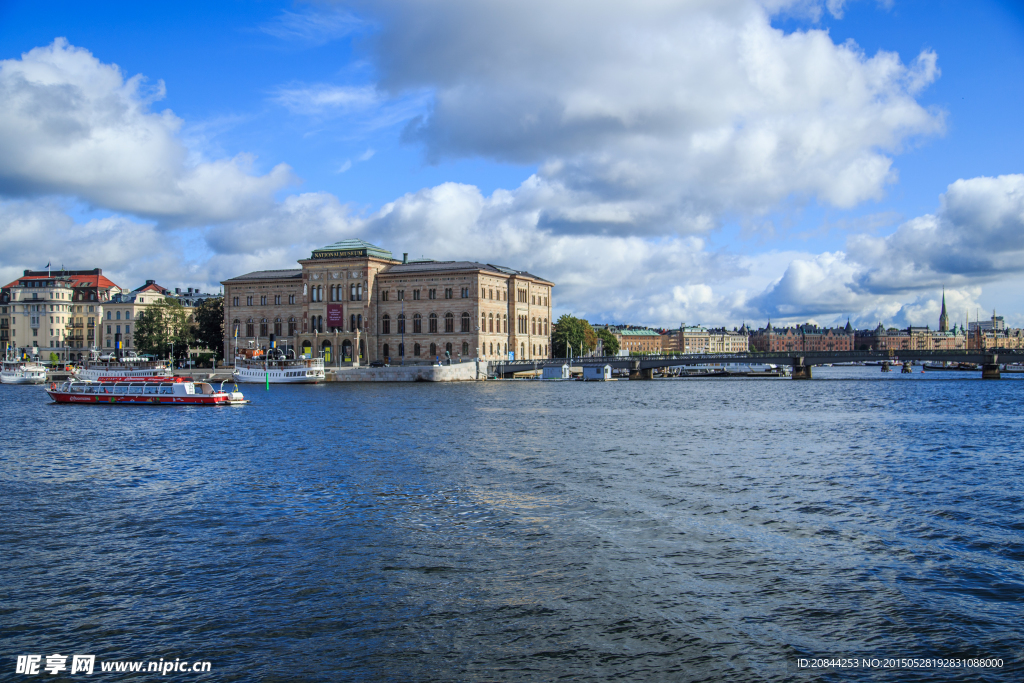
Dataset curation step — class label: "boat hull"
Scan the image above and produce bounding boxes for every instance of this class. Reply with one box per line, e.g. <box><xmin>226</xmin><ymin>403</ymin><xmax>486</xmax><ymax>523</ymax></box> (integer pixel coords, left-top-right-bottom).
<box><xmin>1</xmin><ymin>374</ymin><xmax>47</xmax><ymax>385</ymax></box>
<box><xmin>47</xmin><ymin>390</ymin><xmax>232</xmax><ymax>405</ymax></box>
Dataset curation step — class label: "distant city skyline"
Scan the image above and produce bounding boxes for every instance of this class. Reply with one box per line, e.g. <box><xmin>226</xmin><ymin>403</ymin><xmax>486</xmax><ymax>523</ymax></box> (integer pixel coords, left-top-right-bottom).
<box><xmin>1</xmin><ymin>1</ymin><xmax>1023</xmax><ymax>330</ymax></box>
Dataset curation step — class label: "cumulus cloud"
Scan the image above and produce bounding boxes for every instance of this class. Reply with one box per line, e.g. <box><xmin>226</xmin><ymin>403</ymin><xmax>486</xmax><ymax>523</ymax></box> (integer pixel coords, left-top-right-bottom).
<box><xmin>0</xmin><ymin>39</ymin><xmax>294</xmax><ymax>226</ymax></box>
<box><xmin>343</xmin><ymin>0</ymin><xmax>943</xmax><ymax>234</ymax></box>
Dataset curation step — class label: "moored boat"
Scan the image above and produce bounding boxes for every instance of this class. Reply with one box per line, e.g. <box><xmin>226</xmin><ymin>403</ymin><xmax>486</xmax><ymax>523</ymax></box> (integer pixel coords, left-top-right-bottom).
<box><xmin>73</xmin><ymin>351</ymin><xmax>172</xmax><ymax>381</ymax></box>
<box><xmin>47</xmin><ymin>376</ymin><xmax>247</xmax><ymax>405</ymax></box>
<box><xmin>233</xmin><ymin>348</ymin><xmax>325</xmax><ymax>384</ymax></box>
<box><xmin>1</xmin><ymin>359</ymin><xmax>48</xmax><ymax>385</ymax></box>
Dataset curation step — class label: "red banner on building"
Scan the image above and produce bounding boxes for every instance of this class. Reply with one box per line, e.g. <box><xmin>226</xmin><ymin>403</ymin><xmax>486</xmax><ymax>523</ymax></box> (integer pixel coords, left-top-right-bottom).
<box><xmin>327</xmin><ymin>304</ymin><xmax>344</xmax><ymax>328</ymax></box>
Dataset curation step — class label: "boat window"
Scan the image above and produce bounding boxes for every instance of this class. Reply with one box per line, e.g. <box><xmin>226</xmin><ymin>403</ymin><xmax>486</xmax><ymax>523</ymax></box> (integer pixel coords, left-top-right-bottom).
<box><xmin>115</xmin><ymin>385</ymin><xmax>128</xmax><ymax>394</ymax></box>
<box><xmin>144</xmin><ymin>385</ymin><xmax>158</xmax><ymax>394</ymax></box>
<box><xmin>85</xmin><ymin>386</ymin><xmax>97</xmax><ymax>393</ymax></box>
<box><xmin>129</xmin><ymin>384</ymin><xmax>143</xmax><ymax>392</ymax></box>
<box><xmin>71</xmin><ymin>385</ymin><xmax>85</xmax><ymax>393</ymax></box>
<box><xmin>102</xmin><ymin>386</ymin><xmax>115</xmax><ymax>394</ymax></box>
<box><xmin>159</xmin><ymin>385</ymin><xmax>173</xmax><ymax>394</ymax></box>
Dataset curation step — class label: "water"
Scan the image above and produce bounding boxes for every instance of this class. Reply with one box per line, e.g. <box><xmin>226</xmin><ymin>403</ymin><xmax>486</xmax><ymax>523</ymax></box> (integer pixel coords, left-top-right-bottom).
<box><xmin>2</xmin><ymin>368</ymin><xmax>1022</xmax><ymax>681</ymax></box>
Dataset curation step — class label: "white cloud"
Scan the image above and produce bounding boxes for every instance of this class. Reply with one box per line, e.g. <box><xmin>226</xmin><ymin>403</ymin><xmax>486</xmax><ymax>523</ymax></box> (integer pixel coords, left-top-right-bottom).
<box><xmin>0</xmin><ymin>39</ymin><xmax>294</xmax><ymax>226</ymax></box>
<box><xmin>260</xmin><ymin>6</ymin><xmax>368</xmax><ymax>45</ymax></box>
<box><xmin>346</xmin><ymin>0</ymin><xmax>943</xmax><ymax>234</ymax></box>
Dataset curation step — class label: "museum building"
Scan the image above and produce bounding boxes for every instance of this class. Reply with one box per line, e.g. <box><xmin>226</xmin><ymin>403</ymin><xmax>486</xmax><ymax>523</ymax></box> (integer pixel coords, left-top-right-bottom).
<box><xmin>221</xmin><ymin>240</ymin><xmax>554</xmax><ymax>363</ymax></box>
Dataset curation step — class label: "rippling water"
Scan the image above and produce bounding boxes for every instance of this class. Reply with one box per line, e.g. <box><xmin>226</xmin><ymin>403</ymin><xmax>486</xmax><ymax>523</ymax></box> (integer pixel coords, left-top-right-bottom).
<box><xmin>2</xmin><ymin>368</ymin><xmax>1022</xmax><ymax>681</ymax></box>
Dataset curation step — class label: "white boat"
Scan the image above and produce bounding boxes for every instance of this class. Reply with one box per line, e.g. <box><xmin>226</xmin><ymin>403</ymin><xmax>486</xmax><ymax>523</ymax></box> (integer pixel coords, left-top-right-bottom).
<box><xmin>233</xmin><ymin>349</ymin><xmax>325</xmax><ymax>384</ymax></box>
<box><xmin>1</xmin><ymin>359</ymin><xmax>48</xmax><ymax>384</ymax></box>
<box><xmin>73</xmin><ymin>351</ymin><xmax>173</xmax><ymax>381</ymax></box>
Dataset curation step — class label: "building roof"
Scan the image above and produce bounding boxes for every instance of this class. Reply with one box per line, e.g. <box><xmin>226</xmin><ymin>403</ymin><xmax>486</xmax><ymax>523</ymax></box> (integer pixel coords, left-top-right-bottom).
<box><xmin>221</xmin><ymin>269</ymin><xmax>303</xmax><ymax>283</ymax></box>
<box><xmin>381</xmin><ymin>260</ymin><xmax>553</xmax><ymax>283</ymax></box>
<box><xmin>2</xmin><ymin>269</ymin><xmax>120</xmax><ymax>291</ymax></box>
<box><xmin>616</xmin><ymin>328</ymin><xmax>661</xmax><ymax>337</ymax></box>
<box><xmin>310</xmin><ymin>239</ymin><xmax>394</xmax><ymax>261</ymax></box>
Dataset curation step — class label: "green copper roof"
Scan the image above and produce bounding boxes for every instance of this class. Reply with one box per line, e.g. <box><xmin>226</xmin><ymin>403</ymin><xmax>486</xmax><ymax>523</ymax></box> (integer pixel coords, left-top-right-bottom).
<box><xmin>311</xmin><ymin>239</ymin><xmax>393</xmax><ymax>260</ymax></box>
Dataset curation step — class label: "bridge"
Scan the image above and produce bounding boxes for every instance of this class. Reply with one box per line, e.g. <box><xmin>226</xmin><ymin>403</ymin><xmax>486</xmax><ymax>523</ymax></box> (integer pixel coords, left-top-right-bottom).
<box><xmin>488</xmin><ymin>349</ymin><xmax>1024</xmax><ymax>380</ymax></box>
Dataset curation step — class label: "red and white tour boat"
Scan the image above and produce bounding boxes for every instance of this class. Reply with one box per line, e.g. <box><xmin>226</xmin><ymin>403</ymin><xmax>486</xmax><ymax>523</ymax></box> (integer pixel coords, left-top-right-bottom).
<box><xmin>47</xmin><ymin>376</ymin><xmax>248</xmax><ymax>406</ymax></box>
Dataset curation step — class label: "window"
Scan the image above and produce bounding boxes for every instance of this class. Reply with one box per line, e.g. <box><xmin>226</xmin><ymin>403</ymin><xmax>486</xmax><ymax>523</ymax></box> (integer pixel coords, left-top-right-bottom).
<box><xmin>274</xmin><ymin>319</ymin><xmax>282</xmax><ymax>336</ymax></box>
<box><xmin>429</xmin><ymin>288</ymin><xmax>437</xmax><ymax>299</ymax></box>
<box><xmin>107</xmin><ymin>311</ymin><xmax>111</xmax><ymax>320</ymax></box>
<box><xmin>398</xmin><ymin>290</ymin><xmax>404</xmax><ymax>301</ymax></box>
<box><xmin>532</xmin><ymin>318</ymin><xmax>537</xmax><ymax>335</ymax></box>
<box><xmin>462</xmin><ymin>342</ymin><xmax>469</xmax><ymax>356</ymax></box>
<box><xmin>461</xmin><ymin>287</ymin><xmax>469</xmax><ymax>298</ymax></box>
<box><xmin>413</xmin><ymin>314</ymin><xmax>422</xmax><ymax>333</ymax></box>
<box><xmin>488</xmin><ymin>289</ymin><xmax>493</xmax><ymax>300</ymax></box>
<box><xmin>445</xmin><ymin>288</ymin><xmax>453</xmax><ymax>299</ymax></box>
<box><xmin>288</xmin><ymin>318</ymin><xmax>297</xmax><ymax>336</ymax></box>
<box><xmin>544</xmin><ymin>318</ymin><xmax>548</xmax><ymax>335</ymax></box>
<box><xmin>382</xmin><ymin>290</ymin><xmax>389</xmax><ymax>302</ymax></box>
<box><xmin>461</xmin><ymin>312</ymin><xmax>471</xmax><ymax>332</ymax></box>
<box><xmin>398</xmin><ymin>314</ymin><xmax>406</xmax><ymax>334</ymax></box>
<box><xmin>413</xmin><ymin>290</ymin><xmax>420</xmax><ymax>300</ymax></box>
<box><xmin>126</xmin><ymin>311</ymin><xmax>132</xmax><ymax>320</ymax></box>
<box><xmin>275</xmin><ymin>295</ymin><xmax>281</xmax><ymax>305</ymax></box>
<box><xmin>261</xmin><ymin>296</ymin><xmax>267</xmax><ymax>306</ymax></box>
<box><xmin>260</xmin><ymin>319</ymin><xmax>268</xmax><ymax>336</ymax></box>
<box><xmin>383</xmin><ymin>343</ymin><xmax>390</xmax><ymax>359</ymax></box>
<box><xmin>445</xmin><ymin>342</ymin><xmax>452</xmax><ymax>356</ymax></box>
<box><xmin>106</xmin><ymin>325</ymin><xmax>111</xmax><ymax>334</ymax></box>
<box><xmin>125</xmin><ymin>325</ymin><xmax>131</xmax><ymax>335</ymax></box>
<box><xmin>429</xmin><ymin>313</ymin><xmax>438</xmax><ymax>333</ymax></box>
<box><xmin>382</xmin><ymin>314</ymin><xmax>391</xmax><ymax>334</ymax></box>
<box><xmin>444</xmin><ymin>312</ymin><xmax>454</xmax><ymax>333</ymax></box>
<box><xmin>429</xmin><ymin>342</ymin><xmax>437</xmax><ymax>357</ymax></box>
<box><xmin>289</xmin><ymin>295</ymin><xmax>296</xmax><ymax>305</ymax></box>
<box><xmin>232</xmin><ymin>297</ymin><xmax>239</xmax><ymax>306</ymax></box>
<box><xmin>246</xmin><ymin>319</ymin><xmax>254</xmax><ymax>337</ymax></box>
<box><xmin>414</xmin><ymin>343</ymin><xmax>421</xmax><ymax>356</ymax></box>
<box><xmin>398</xmin><ymin>343</ymin><xmax>405</xmax><ymax>357</ymax></box>
<box><xmin>116</xmin><ymin>311</ymin><xmax>121</xmax><ymax>320</ymax></box>
<box><xmin>481</xmin><ymin>313</ymin><xmax>486</xmax><ymax>331</ymax></box>
<box><xmin>247</xmin><ymin>296</ymin><xmax>253</xmax><ymax>306</ymax></box>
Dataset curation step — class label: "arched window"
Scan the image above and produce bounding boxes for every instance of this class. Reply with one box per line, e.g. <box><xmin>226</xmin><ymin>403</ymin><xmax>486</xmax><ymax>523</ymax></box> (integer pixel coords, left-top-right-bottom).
<box><xmin>260</xmin><ymin>318</ymin><xmax>268</xmax><ymax>336</ymax></box>
<box><xmin>116</xmin><ymin>311</ymin><xmax>121</xmax><ymax>320</ymax></box>
<box><xmin>520</xmin><ymin>342</ymin><xmax>525</xmax><ymax>358</ymax></box>
<box><xmin>481</xmin><ymin>313</ymin><xmax>486</xmax><ymax>330</ymax></box>
<box><xmin>398</xmin><ymin>313</ymin><xmax>406</xmax><ymax>334</ymax></box>
<box><xmin>414</xmin><ymin>342</ymin><xmax>421</xmax><ymax>356</ymax></box>
<box><xmin>350</xmin><ymin>314</ymin><xmax>356</xmax><ymax>332</ymax></box>
<box><xmin>274</xmin><ymin>319</ymin><xmax>282</xmax><ymax>336</ymax></box>
<box><xmin>357</xmin><ymin>314</ymin><xmax>362</xmax><ymax>330</ymax></box>
<box><xmin>429</xmin><ymin>342</ymin><xmax>437</xmax><ymax>357</ymax></box>
<box><xmin>461</xmin><ymin>312</ymin><xmax>470</xmax><ymax>332</ymax></box>
<box><xmin>398</xmin><ymin>343</ymin><xmax>405</xmax><ymax>357</ymax></box>
<box><xmin>233</xmin><ymin>319</ymin><xmax>240</xmax><ymax>337</ymax></box>
<box><xmin>382</xmin><ymin>314</ymin><xmax>391</xmax><ymax>334</ymax></box>
<box><xmin>488</xmin><ymin>313</ymin><xmax>494</xmax><ymax>333</ymax></box>
<box><xmin>383</xmin><ymin>343</ymin><xmax>390</xmax><ymax>359</ymax></box>
<box><xmin>288</xmin><ymin>317</ymin><xmax>297</xmax><ymax>336</ymax></box>
<box><xmin>462</xmin><ymin>342</ymin><xmax>469</xmax><ymax>356</ymax></box>
<box><xmin>246</xmin><ymin>318</ymin><xmax>254</xmax><ymax>337</ymax></box>
<box><xmin>413</xmin><ymin>313</ymin><xmax>422</xmax><ymax>333</ymax></box>
<box><xmin>429</xmin><ymin>313</ymin><xmax>438</xmax><ymax>333</ymax></box>
<box><xmin>445</xmin><ymin>312</ymin><xmax>454</xmax><ymax>333</ymax></box>
<box><xmin>532</xmin><ymin>317</ymin><xmax>536</xmax><ymax>335</ymax></box>
<box><xmin>349</xmin><ymin>283</ymin><xmax>356</xmax><ymax>301</ymax></box>
<box><xmin>490</xmin><ymin>342</ymin><xmax>494</xmax><ymax>355</ymax></box>
<box><xmin>445</xmin><ymin>342</ymin><xmax>452</xmax><ymax>356</ymax></box>
<box><xmin>544</xmin><ymin>318</ymin><xmax>548</xmax><ymax>335</ymax></box>
<box><xmin>503</xmin><ymin>314</ymin><xmax>507</xmax><ymax>333</ymax></box>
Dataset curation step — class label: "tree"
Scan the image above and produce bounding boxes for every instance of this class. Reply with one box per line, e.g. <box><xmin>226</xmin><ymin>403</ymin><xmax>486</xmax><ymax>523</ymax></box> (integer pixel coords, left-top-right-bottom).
<box><xmin>193</xmin><ymin>297</ymin><xmax>225</xmax><ymax>359</ymax></box>
<box><xmin>135</xmin><ymin>298</ymin><xmax>194</xmax><ymax>360</ymax></box>
<box><xmin>551</xmin><ymin>314</ymin><xmax>598</xmax><ymax>357</ymax></box>
<box><xmin>596</xmin><ymin>328</ymin><xmax>619</xmax><ymax>355</ymax></box>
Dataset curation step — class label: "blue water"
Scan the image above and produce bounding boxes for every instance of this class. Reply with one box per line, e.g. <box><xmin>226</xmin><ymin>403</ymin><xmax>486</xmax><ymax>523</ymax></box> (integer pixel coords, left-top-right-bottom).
<box><xmin>2</xmin><ymin>367</ymin><xmax>1022</xmax><ymax>681</ymax></box>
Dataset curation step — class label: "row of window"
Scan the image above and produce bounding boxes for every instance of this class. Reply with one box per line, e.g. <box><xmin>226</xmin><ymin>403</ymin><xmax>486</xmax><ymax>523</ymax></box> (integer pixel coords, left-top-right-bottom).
<box><xmin>236</xmin><ymin>294</ymin><xmax>298</xmax><ymax>307</ymax></box>
<box><xmin>382</xmin><ymin>287</ymin><xmax>464</xmax><ymax>302</ymax></box>
<box><xmin>381</xmin><ymin>311</ymin><xmax>469</xmax><ymax>334</ymax></box>
<box><xmin>515</xmin><ymin>288</ymin><xmax>549</xmax><ymax>306</ymax></box>
<box><xmin>516</xmin><ymin>315</ymin><xmax>549</xmax><ymax>335</ymax></box>
<box><xmin>106</xmin><ymin>310</ymin><xmax>132</xmax><ymax>320</ymax></box>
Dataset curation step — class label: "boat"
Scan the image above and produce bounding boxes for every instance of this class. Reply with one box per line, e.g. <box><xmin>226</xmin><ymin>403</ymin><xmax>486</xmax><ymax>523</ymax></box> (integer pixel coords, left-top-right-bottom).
<box><xmin>73</xmin><ymin>351</ymin><xmax>172</xmax><ymax>381</ymax></box>
<box><xmin>46</xmin><ymin>376</ymin><xmax>247</xmax><ymax>405</ymax></box>
<box><xmin>1</xmin><ymin>358</ymin><xmax>48</xmax><ymax>384</ymax></box>
<box><xmin>233</xmin><ymin>348</ymin><xmax>325</xmax><ymax>384</ymax></box>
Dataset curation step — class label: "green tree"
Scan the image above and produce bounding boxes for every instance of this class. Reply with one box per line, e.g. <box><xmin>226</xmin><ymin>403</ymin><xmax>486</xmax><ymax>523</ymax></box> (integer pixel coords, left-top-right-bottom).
<box><xmin>551</xmin><ymin>315</ymin><xmax>598</xmax><ymax>357</ymax></box>
<box><xmin>193</xmin><ymin>296</ymin><xmax>224</xmax><ymax>359</ymax></box>
<box><xmin>596</xmin><ymin>328</ymin><xmax>619</xmax><ymax>356</ymax></box>
<box><xmin>135</xmin><ymin>299</ymin><xmax>195</xmax><ymax>360</ymax></box>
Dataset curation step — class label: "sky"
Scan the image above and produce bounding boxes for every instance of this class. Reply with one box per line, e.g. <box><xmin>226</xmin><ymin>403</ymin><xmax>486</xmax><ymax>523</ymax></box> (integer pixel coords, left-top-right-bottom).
<box><xmin>1</xmin><ymin>0</ymin><xmax>1023</xmax><ymax>330</ymax></box>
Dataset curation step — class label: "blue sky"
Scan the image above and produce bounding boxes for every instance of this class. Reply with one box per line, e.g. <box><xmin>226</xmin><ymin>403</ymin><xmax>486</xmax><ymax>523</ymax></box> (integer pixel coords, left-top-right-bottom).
<box><xmin>1</xmin><ymin>0</ymin><xmax>1022</xmax><ymax>330</ymax></box>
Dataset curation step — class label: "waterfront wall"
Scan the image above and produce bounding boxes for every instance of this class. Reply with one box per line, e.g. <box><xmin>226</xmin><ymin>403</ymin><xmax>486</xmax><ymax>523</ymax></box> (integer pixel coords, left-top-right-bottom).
<box><xmin>328</xmin><ymin>361</ymin><xmax>484</xmax><ymax>382</ymax></box>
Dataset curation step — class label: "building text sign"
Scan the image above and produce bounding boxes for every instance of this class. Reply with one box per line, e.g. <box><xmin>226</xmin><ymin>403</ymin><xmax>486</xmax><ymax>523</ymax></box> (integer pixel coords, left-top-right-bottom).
<box><xmin>327</xmin><ymin>305</ymin><xmax>344</xmax><ymax>327</ymax></box>
<box><xmin>313</xmin><ymin>249</ymin><xmax>366</xmax><ymax>259</ymax></box>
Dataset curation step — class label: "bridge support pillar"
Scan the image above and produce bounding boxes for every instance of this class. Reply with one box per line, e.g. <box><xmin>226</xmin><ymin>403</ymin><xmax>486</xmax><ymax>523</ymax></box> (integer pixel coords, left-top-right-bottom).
<box><xmin>792</xmin><ymin>358</ymin><xmax>812</xmax><ymax>380</ymax></box>
<box><xmin>629</xmin><ymin>367</ymin><xmax>654</xmax><ymax>380</ymax></box>
<box><xmin>982</xmin><ymin>364</ymin><xmax>1001</xmax><ymax>380</ymax></box>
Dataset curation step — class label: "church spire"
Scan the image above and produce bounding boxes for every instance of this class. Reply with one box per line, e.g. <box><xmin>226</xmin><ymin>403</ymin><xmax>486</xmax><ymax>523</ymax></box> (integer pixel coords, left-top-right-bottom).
<box><xmin>939</xmin><ymin>288</ymin><xmax>950</xmax><ymax>332</ymax></box>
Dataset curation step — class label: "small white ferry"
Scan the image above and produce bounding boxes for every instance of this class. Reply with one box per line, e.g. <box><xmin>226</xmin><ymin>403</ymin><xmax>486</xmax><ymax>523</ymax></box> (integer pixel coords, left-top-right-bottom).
<box><xmin>233</xmin><ymin>349</ymin><xmax>325</xmax><ymax>384</ymax></box>
<box><xmin>1</xmin><ymin>358</ymin><xmax>48</xmax><ymax>385</ymax></box>
<box><xmin>73</xmin><ymin>351</ymin><xmax>173</xmax><ymax>381</ymax></box>
<box><xmin>47</xmin><ymin>376</ymin><xmax>247</xmax><ymax>406</ymax></box>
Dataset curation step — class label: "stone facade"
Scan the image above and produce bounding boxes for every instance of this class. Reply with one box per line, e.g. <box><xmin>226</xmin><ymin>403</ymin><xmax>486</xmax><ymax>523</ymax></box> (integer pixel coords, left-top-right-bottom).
<box><xmin>749</xmin><ymin>322</ymin><xmax>855</xmax><ymax>353</ymax></box>
<box><xmin>221</xmin><ymin>240</ymin><xmax>553</xmax><ymax>363</ymax></box>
